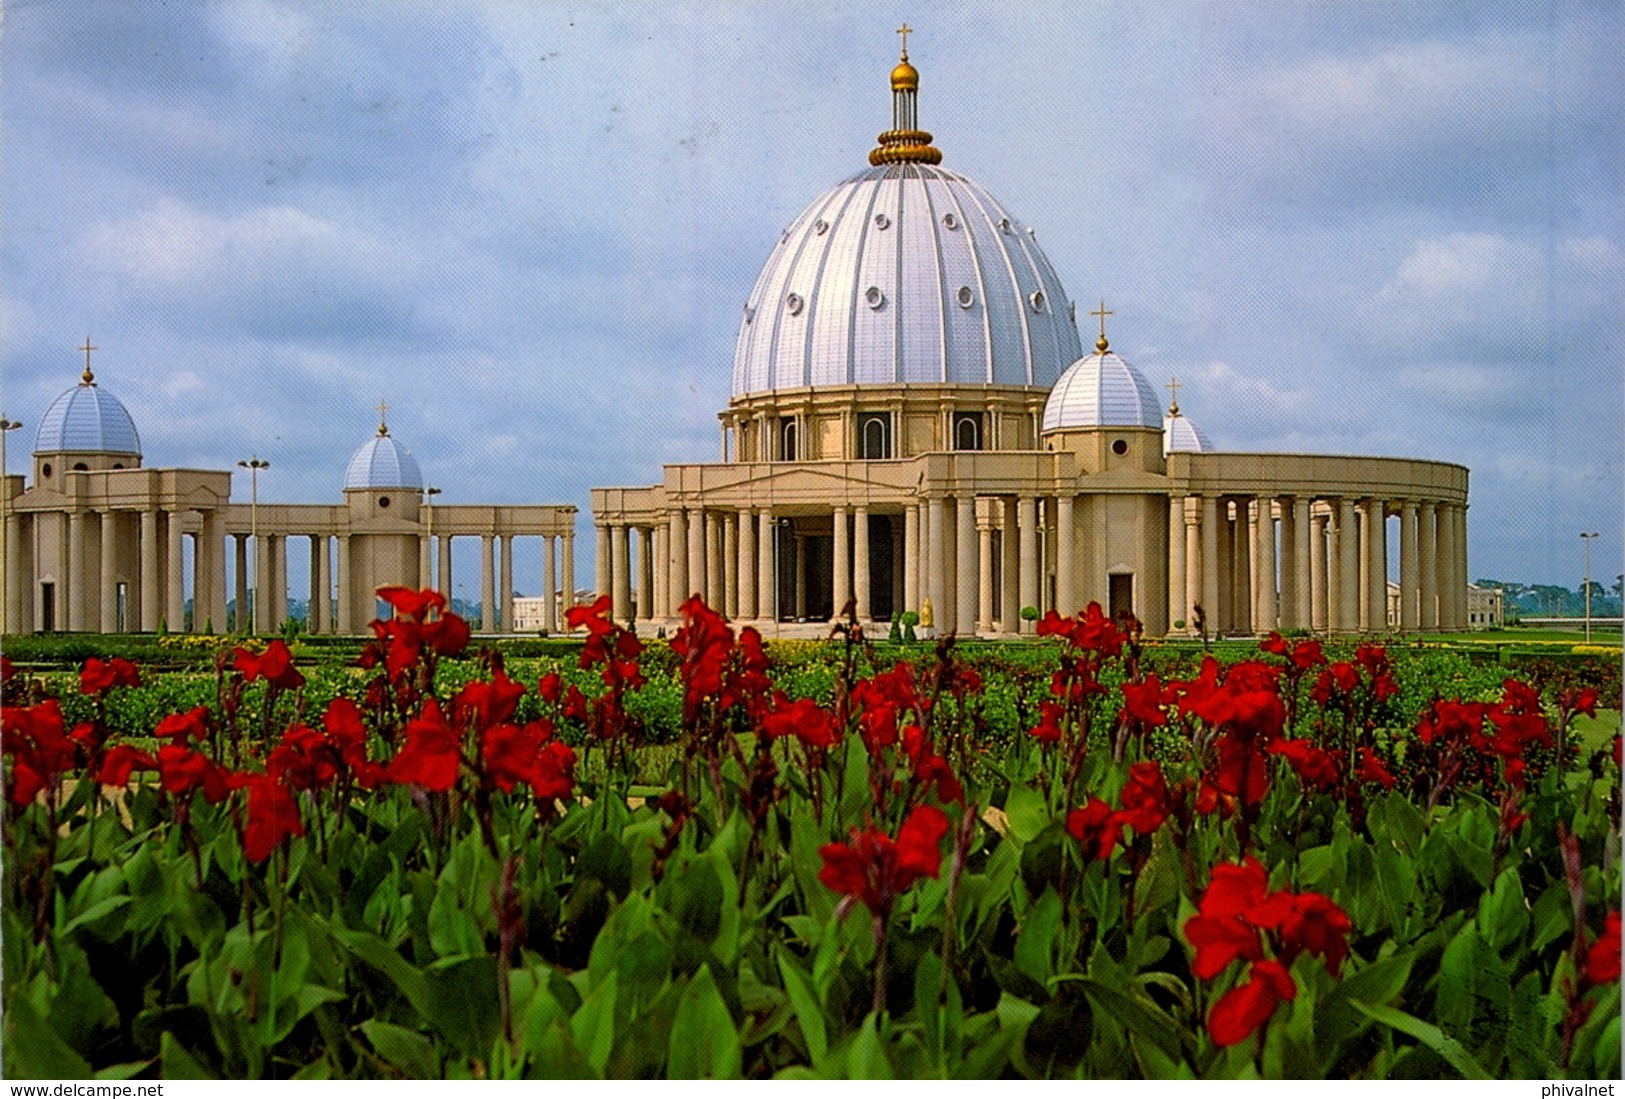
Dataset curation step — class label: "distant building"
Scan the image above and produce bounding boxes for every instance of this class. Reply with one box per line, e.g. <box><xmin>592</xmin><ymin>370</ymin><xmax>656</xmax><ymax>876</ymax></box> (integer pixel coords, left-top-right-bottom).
<box><xmin>1388</xmin><ymin>581</ymin><xmax>1502</xmax><ymax>631</ymax></box>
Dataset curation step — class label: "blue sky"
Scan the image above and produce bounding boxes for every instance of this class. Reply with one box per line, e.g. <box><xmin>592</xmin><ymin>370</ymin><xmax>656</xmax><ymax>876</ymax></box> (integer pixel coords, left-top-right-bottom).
<box><xmin>2</xmin><ymin>1</ymin><xmax>1620</xmax><ymax>598</ymax></box>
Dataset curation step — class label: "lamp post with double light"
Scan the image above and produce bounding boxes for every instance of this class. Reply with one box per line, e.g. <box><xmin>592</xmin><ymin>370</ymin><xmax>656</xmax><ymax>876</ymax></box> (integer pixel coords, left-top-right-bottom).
<box><xmin>0</xmin><ymin>416</ymin><xmax>21</xmax><ymax>636</ymax></box>
<box><xmin>238</xmin><ymin>457</ymin><xmax>269</xmax><ymax>633</ymax></box>
<box><xmin>1581</xmin><ymin>532</ymin><xmax>1599</xmax><ymax>642</ymax></box>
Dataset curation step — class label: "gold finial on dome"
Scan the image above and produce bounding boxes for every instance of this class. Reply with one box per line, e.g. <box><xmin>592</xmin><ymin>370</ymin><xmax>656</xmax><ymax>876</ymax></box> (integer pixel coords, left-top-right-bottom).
<box><xmin>78</xmin><ymin>337</ymin><xmax>98</xmax><ymax>385</ymax></box>
<box><xmin>869</xmin><ymin>25</ymin><xmax>942</xmax><ymax>166</ymax></box>
<box><xmin>1166</xmin><ymin>376</ymin><xmax>1182</xmax><ymax>416</ymax></box>
<box><xmin>376</xmin><ymin>398</ymin><xmax>392</xmax><ymax>436</ymax></box>
<box><xmin>1090</xmin><ymin>300</ymin><xmax>1113</xmax><ymax>353</ymax></box>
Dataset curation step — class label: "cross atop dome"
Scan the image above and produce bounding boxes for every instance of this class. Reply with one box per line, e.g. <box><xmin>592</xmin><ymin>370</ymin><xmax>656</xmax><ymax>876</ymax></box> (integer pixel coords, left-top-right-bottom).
<box><xmin>79</xmin><ymin>337</ymin><xmax>98</xmax><ymax>385</ymax></box>
<box><xmin>871</xmin><ymin>29</ymin><xmax>940</xmax><ymax>166</ymax></box>
<box><xmin>1166</xmin><ymin>376</ymin><xmax>1182</xmax><ymax>415</ymax></box>
<box><xmin>1090</xmin><ymin>301</ymin><xmax>1113</xmax><ymax>354</ymax></box>
<box><xmin>376</xmin><ymin>398</ymin><xmax>392</xmax><ymax>436</ymax></box>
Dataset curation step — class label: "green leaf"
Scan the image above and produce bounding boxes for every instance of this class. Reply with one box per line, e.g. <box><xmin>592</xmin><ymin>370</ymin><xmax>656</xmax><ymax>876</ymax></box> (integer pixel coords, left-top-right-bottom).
<box><xmin>360</xmin><ymin>1020</ymin><xmax>438</xmax><ymax>1078</ymax></box>
<box><xmin>1315</xmin><ymin>950</ymin><xmax>1415</xmax><ymax>1053</ymax></box>
<box><xmin>778</xmin><ymin>952</ymin><xmax>828</xmax><ymax>1067</ymax></box>
<box><xmin>666</xmin><ymin>964</ymin><xmax>741</xmax><ymax>1079</ymax></box>
<box><xmin>1014</xmin><ymin>886</ymin><xmax>1062</xmax><ymax>986</ymax></box>
<box><xmin>1349</xmin><ymin>999</ymin><xmax>1491</xmax><ymax>1080</ymax></box>
<box><xmin>424</xmin><ymin>956</ymin><xmax>503</xmax><ymax>1060</ymax></box>
<box><xmin>570</xmin><ymin>969</ymin><xmax>618</xmax><ymax>1075</ymax></box>
<box><xmin>3</xmin><ymin>994</ymin><xmax>93</xmax><ymax>1078</ymax></box>
<box><xmin>1436</xmin><ymin>924</ymin><xmax>1510</xmax><ymax>1067</ymax></box>
<box><xmin>1476</xmin><ymin>868</ymin><xmax>1529</xmax><ymax>955</ymax></box>
<box><xmin>1071</xmin><ymin>977</ymin><xmax>1184</xmax><ymax>1065</ymax></box>
<box><xmin>1505</xmin><ymin>971</ymin><xmax>1555</xmax><ymax>1077</ymax></box>
<box><xmin>159</xmin><ymin>1031</ymin><xmax>216</xmax><ymax>1080</ymax></box>
<box><xmin>1004</xmin><ymin>784</ymin><xmax>1049</xmax><ymax>844</ymax></box>
<box><xmin>1371</xmin><ymin>835</ymin><xmax>1418</xmax><ymax>940</ymax></box>
<box><xmin>843</xmin><ymin>1013</ymin><xmax>893</xmax><ymax>1080</ymax></box>
<box><xmin>331</xmin><ymin>927</ymin><xmax>432</xmax><ymax>1023</ymax></box>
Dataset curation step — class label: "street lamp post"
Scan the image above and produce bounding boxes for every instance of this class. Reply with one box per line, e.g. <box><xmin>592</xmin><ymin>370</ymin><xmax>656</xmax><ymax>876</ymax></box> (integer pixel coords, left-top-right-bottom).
<box><xmin>0</xmin><ymin>416</ymin><xmax>22</xmax><ymax>636</ymax></box>
<box><xmin>1580</xmin><ymin>532</ymin><xmax>1599</xmax><ymax>642</ymax></box>
<box><xmin>237</xmin><ymin>457</ymin><xmax>269</xmax><ymax>633</ymax></box>
<box><xmin>424</xmin><ymin>486</ymin><xmax>441</xmax><ymax>591</ymax></box>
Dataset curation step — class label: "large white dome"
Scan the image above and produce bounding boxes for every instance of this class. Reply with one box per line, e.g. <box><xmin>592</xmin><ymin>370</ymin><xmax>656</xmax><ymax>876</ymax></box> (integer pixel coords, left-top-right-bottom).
<box><xmin>35</xmin><ymin>379</ymin><xmax>141</xmax><ymax>456</ymax></box>
<box><xmin>731</xmin><ymin>87</ymin><xmax>1084</xmax><ymax>398</ymax></box>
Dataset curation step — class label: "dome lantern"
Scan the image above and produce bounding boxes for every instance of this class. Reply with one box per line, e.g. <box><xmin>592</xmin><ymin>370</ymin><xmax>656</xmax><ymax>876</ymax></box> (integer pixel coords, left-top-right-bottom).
<box><xmin>869</xmin><ymin>24</ymin><xmax>942</xmax><ymax>167</ymax></box>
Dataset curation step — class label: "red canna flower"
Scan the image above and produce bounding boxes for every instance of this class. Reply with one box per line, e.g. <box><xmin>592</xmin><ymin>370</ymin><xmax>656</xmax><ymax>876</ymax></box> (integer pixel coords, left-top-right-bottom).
<box><xmin>1587</xmin><ymin>912</ymin><xmax>1621</xmax><ymax>985</ymax></box>
<box><xmin>1357</xmin><ymin>747</ymin><xmax>1396</xmax><ymax>789</ymax></box>
<box><xmin>377</xmin><ymin>585</ymin><xmax>446</xmax><ymax>621</ymax></box>
<box><xmin>233</xmin><ymin>640</ymin><xmax>305</xmax><ymax>691</ymax></box>
<box><xmin>1120</xmin><ymin>673</ymin><xmax>1168</xmax><ymax>728</ymax></box>
<box><xmin>156</xmin><ymin>744</ymin><xmax>230</xmax><ymax>803</ymax></box>
<box><xmin>97</xmin><ymin>744</ymin><xmax>158</xmax><ymax>787</ymax></box>
<box><xmin>901</xmin><ymin>724</ymin><xmax>964</xmax><ymax>804</ymax></box>
<box><xmin>1029</xmin><ymin>699</ymin><xmax>1065</xmax><ymax>744</ymax></box>
<box><xmin>1269</xmin><ymin>738</ymin><xmax>1341</xmax><ymax>793</ymax></box>
<box><xmin>154</xmin><ymin>706</ymin><xmax>211</xmax><ymax>744</ymax></box>
<box><xmin>385</xmin><ymin>699</ymin><xmax>462</xmax><ymax>791</ymax></box>
<box><xmin>233</xmin><ymin>771</ymin><xmax>305</xmax><ymax>863</ymax></box>
<box><xmin>538</xmin><ymin>671</ymin><xmax>564</xmax><ymax>703</ymax></box>
<box><xmin>761</xmin><ymin>693</ymin><xmax>840</xmax><ymax>749</ymax></box>
<box><xmin>1066</xmin><ymin>796</ymin><xmax>1121</xmax><ymax>860</ymax></box>
<box><xmin>1260</xmin><ymin>633</ymin><xmax>1289</xmax><ymax>657</ymax></box>
<box><xmin>1116</xmin><ymin>760</ymin><xmax>1173</xmax><ymax>835</ymax></box>
<box><xmin>2</xmin><ymin>699</ymin><xmax>80</xmax><ymax>806</ymax></box>
<box><xmin>456</xmin><ymin>670</ymin><xmax>527</xmax><ymax>732</ymax></box>
<box><xmin>80</xmin><ymin>657</ymin><xmax>141</xmax><ymax>696</ymax></box>
<box><xmin>818</xmin><ymin>804</ymin><xmax>949</xmax><ymax>918</ymax></box>
<box><xmin>1290</xmin><ymin>639</ymin><xmax>1326</xmax><ymax>670</ymax></box>
<box><xmin>1207</xmin><ymin>959</ymin><xmax>1297</xmax><ymax>1047</ymax></box>
<box><xmin>1278</xmin><ymin>891</ymin><xmax>1353</xmax><ymax>976</ymax></box>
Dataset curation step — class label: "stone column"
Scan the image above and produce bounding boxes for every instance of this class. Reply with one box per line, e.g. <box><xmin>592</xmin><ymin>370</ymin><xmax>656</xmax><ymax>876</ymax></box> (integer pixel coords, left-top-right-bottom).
<box><xmin>737</xmin><ymin>510</ymin><xmax>756</xmax><ymax>619</ymax></box>
<box><xmin>141</xmin><ymin>511</ymin><xmax>162</xmax><ymax>632</ymax></box>
<box><xmin>1254</xmin><ymin>499</ymin><xmax>1277</xmax><ymax>635</ymax></box>
<box><xmin>927</xmin><ymin>497</ymin><xmax>947</xmax><ymax>632</ymax></box>
<box><xmin>902</xmin><ymin>505</ymin><xmax>920</xmax><ymax>616</ymax></box>
<box><xmin>1419</xmin><ymin>503</ymin><xmax>1438</xmax><ymax>631</ymax></box>
<box><xmin>4</xmin><ymin>511</ymin><xmax>23</xmax><ymax>634</ymax></box>
<box><xmin>253</xmin><ymin>533</ymin><xmax>270</xmax><ymax>633</ymax></box>
<box><xmin>1277</xmin><ymin>499</ymin><xmax>1297</xmax><ymax>631</ymax></box>
<box><xmin>1441</xmin><ymin>505</ymin><xmax>1462</xmax><ymax>630</ymax></box>
<box><xmin>915</xmin><ymin>503</ymin><xmax>930</xmax><ymax>620</ymax></box>
<box><xmin>1196</xmin><ymin>496</ymin><xmax>1220</xmax><ymax>635</ymax></box>
<box><xmin>542</xmin><ymin>535</ymin><xmax>557</xmax><ymax>631</ymax></box>
<box><xmin>832</xmin><ymin>505</ymin><xmax>850</xmax><ymax>618</ymax></box>
<box><xmin>1310</xmin><ymin>512</ymin><xmax>1329</xmax><ymax>633</ymax></box>
<box><xmin>723</xmin><ymin>513</ymin><xmax>739</xmax><ymax>618</ymax></box>
<box><xmin>668</xmin><ymin>511</ymin><xmax>687</xmax><ymax>612</ymax></box>
<box><xmin>1055</xmin><ymin>494</ymin><xmax>1075</xmax><ymax>617</ymax></box>
<box><xmin>309</xmin><ymin>536</ymin><xmax>324</xmax><ymax>634</ymax></box>
<box><xmin>956</xmin><ymin>496</ymin><xmax>977</xmax><ymax>635</ymax></box>
<box><xmin>609</xmin><ymin>525</ymin><xmax>630</xmax><ymax>623</ymax></box>
<box><xmin>999</xmin><ymin>500</ymin><xmax>1018</xmax><ymax>632</ymax></box>
<box><xmin>1291</xmin><ymin>498</ymin><xmax>1312</xmax><ymax>631</ymax></box>
<box><xmin>231</xmin><ymin>534</ymin><xmax>247</xmax><ymax>632</ymax></box>
<box><xmin>561</xmin><ymin>529</ymin><xmax>576</xmax><ymax>624</ymax></box>
<box><xmin>687</xmin><ymin>509</ymin><xmax>706</xmax><ymax>606</ymax></box>
<box><xmin>66</xmin><ymin>511</ymin><xmax>87</xmax><ymax>631</ymax></box>
<box><xmin>480</xmin><ymin>534</ymin><xmax>496</xmax><ymax>633</ymax></box>
<box><xmin>1398</xmin><ymin>503</ymin><xmax>1419</xmax><ymax>632</ymax></box>
<box><xmin>439</xmin><ymin>534</ymin><xmax>453</xmax><ymax>603</ymax></box>
<box><xmin>501</xmin><ymin>534</ymin><xmax>516</xmax><ymax>632</ymax></box>
<box><xmin>639</xmin><ymin>526</ymin><xmax>656</xmax><ymax>623</ymax></box>
<box><xmin>336</xmin><ymin>536</ymin><xmax>352</xmax><ymax>634</ymax></box>
<box><xmin>1185</xmin><ymin>499</ymin><xmax>1202</xmax><ymax>637</ymax></box>
<box><xmin>1455</xmin><ymin>506</ymin><xmax>1470</xmax><ymax>630</ymax></box>
<box><xmin>100</xmin><ymin>512</ymin><xmax>119</xmax><ymax>632</ymax></box>
<box><xmin>706</xmin><ymin>512</ymin><xmax>724</xmax><ymax>610</ymax></box>
<box><xmin>419</xmin><ymin>532</ymin><xmax>433</xmax><ymax>594</ymax></box>
<box><xmin>1233</xmin><ymin>498</ymin><xmax>1252</xmax><ymax>635</ymax></box>
<box><xmin>1334</xmin><ymin>499</ymin><xmax>1360</xmax><ymax>633</ymax></box>
<box><xmin>1017</xmin><ymin>496</ymin><xmax>1038</xmax><ymax>634</ymax></box>
<box><xmin>977</xmin><ymin>513</ymin><xmax>995</xmax><ymax>632</ymax></box>
<box><xmin>1215</xmin><ymin>503</ymin><xmax>1233</xmax><ymax>634</ymax></box>
<box><xmin>594</xmin><ymin>524</ymin><xmax>612</xmax><ymax>601</ymax></box>
<box><xmin>757</xmin><ymin>511</ymin><xmax>775</xmax><ymax>622</ymax></box>
<box><xmin>1167</xmin><ymin>497</ymin><xmax>1187</xmax><ymax>634</ymax></box>
<box><xmin>1366</xmin><ymin>500</ymin><xmax>1388</xmax><ymax>633</ymax></box>
<box><xmin>273</xmin><ymin>534</ymin><xmax>289</xmax><ymax>629</ymax></box>
<box><xmin>166</xmin><ymin>512</ymin><xmax>186</xmax><ymax>632</ymax></box>
<box><xmin>853</xmin><ymin>506</ymin><xmax>871</xmax><ymax>621</ymax></box>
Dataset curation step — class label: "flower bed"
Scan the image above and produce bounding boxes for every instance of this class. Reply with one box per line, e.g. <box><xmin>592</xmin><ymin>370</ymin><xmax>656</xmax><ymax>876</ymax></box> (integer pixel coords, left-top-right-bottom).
<box><xmin>1</xmin><ymin>592</ymin><xmax>1619</xmax><ymax>1079</ymax></box>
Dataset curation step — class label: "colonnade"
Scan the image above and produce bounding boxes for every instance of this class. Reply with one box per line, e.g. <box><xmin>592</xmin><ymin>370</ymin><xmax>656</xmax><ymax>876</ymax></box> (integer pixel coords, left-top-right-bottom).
<box><xmin>1166</xmin><ymin>494</ymin><xmax>1468</xmax><ymax>635</ymax></box>
<box><xmin>597</xmin><ymin>493</ymin><xmax>1070</xmax><ymax>634</ymax></box>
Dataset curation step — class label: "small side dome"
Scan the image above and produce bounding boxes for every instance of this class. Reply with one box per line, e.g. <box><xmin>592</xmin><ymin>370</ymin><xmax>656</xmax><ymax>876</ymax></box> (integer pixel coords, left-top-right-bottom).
<box><xmin>1041</xmin><ymin>347</ymin><xmax>1162</xmax><ymax>432</ymax></box>
<box><xmin>34</xmin><ymin>380</ymin><xmax>141</xmax><ymax>456</ymax></box>
<box><xmin>344</xmin><ymin>427</ymin><xmax>422</xmax><ymax>490</ymax></box>
<box><xmin>1163</xmin><ymin>413</ymin><xmax>1213</xmax><ymax>455</ymax></box>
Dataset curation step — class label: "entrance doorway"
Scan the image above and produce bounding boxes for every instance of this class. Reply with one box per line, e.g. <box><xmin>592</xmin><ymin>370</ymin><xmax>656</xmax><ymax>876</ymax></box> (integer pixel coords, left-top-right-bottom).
<box><xmin>39</xmin><ymin>582</ymin><xmax>55</xmax><ymax>632</ymax></box>
<box><xmin>1109</xmin><ymin>573</ymin><xmax>1134</xmax><ymax>620</ymax></box>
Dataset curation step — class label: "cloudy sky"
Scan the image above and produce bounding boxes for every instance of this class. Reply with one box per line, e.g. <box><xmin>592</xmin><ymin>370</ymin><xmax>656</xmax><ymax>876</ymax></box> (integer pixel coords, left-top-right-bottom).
<box><xmin>3</xmin><ymin>1</ymin><xmax>1619</xmax><ymax>598</ymax></box>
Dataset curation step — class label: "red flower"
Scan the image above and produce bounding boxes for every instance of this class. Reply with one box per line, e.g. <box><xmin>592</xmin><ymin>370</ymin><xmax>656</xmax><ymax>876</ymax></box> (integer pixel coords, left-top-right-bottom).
<box><xmin>1121</xmin><ymin>674</ymin><xmax>1168</xmax><ymax>728</ymax></box>
<box><xmin>1269</xmin><ymin>738</ymin><xmax>1341</xmax><ymax>793</ymax></box>
<box><xmin>423</xmin><ymin>612</ymin><xmax>472</xmax><ymax>657</ymax></box>
<box><xmin>761</xmin><ymin>694</ymin><xmax>840</xmax><ymax>749</ymax></box>
<box><xmin>1066</xmin><ymin>797</ymin><xmax>1121</xmax><ymax>860</ymax></box>
<box><xmin>901</xmin><ymin>724</ymin><xmax>964</xmax><ymax>804</ymax></box>
<box><xmin>233</xmin><ymin>640</ymin><xmax>305</xmax><ymax>691</ymax></box>
<box><xmin>456</xmin><ymin>671</ymin><xmax>526</xmax><ymax>732</ymax></box>
<box><xmin>80</xmin><ymin>657</ymin><xmax>141</xmax><ymax>696</ymax></box>
<box><xmin>234</xmin><ymin>772</ymin><xmax>305</xmax><ymax>863</ymax></box>
<box><xmin>1416</xmin><ymin>699</ymin><xmax>1488</xmax><ymax>746</ymax></box>
<box><xmin>1587</xmin><ymin>912</ymin><xmax>1621</xmax><ymax>985</ymax></box>
<box><xmin>156</xmin><ymin>744</ymin><xmax>230</xmax><ymax>803</ymax></box>
<box><xmin>1260</xmin><ymin>633</ymin><xmax>1289</xmax><ymax>657</ymax></box>
<box><xmin>1357</xmin><ymin>747</ymin><xmax>1396</xmax><ymax>789</ymax></box>
<box><xmin>2</xmin><ymin>699</ymin><xmax>79</xmax><ymax>806</ymax></box>
<box><xmin>1185</xmin><ymin>908</ymin><xmax>1265</xmax><ymax>980</ymax></box>
<box><xmin>1207</xmin><ymin>960</ymin><xmax>1296</xmax><ymax>1047</ymax></box>
<box><xmin>385</xmin><ymin>699</ymin><xmax>462</xmax><ymax>791</ymax></box>
<box><xmin>1278</xmin><ymin>891</ymin><xmax>1352</xmax><ymax>976</ymax></box>
<box><xmin>154</xmin><ymin>706</ymin><xmax>211</xmax><ymax>744</ymax></box>
<box><xmin>818</xmin><ymin>804</ymin><xmax>949</xmax><ymax>918</ymax></box>
<box><xmin>1290</xmin><ymin>639</ymin><xmax>1326</xmax><ymax>670</ymax></box>
<box><xmin>538</xmin><ymin>671</ymin><xmax>563</xmax><ymax>703</ymax></box>
<box><xmin>97</xmin><ymin>745</ymin><xmax>158</xmax><ymax>787</ymax></box>
<box><xmin>377</xmin><ymin>586</ymin><xmax>446</xmax><ymax>621</ymax></box>
<box><xmin>1116</xmin><ymin>760</ymin><xmax>1172</xmax><ymax>835</ymax></box>
<box><xmin>267</xmin><ymin>723</ymin><xmax>340</xmax><ymax>792</ymax></box>
<box><xmin>1029</xmin><ymin>700</ymin><xmax>1065</xmax><ymax>744</ymax></box>
<box><xmin>1565</xmin><ymin>687</ymin><xmax>1600</xmax><ymax>720</ymax></box>
<box><xmin>1184</xmin><ymin>857</ymin><xmax>1296</xmax><ymax>978</ymax></box>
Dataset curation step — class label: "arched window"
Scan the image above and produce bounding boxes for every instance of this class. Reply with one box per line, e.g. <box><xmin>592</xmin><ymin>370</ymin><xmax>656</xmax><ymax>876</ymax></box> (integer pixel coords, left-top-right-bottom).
<box><xmin>953</xmin><ymin>412</ymin><xmax>983</xmax><ymax>451</ymax></box>
<box><xmin>858</xmin><ymin>412</ymin><xmax>891</xmax><ymax>459</ymax></box>
<box><xmin>780</xmin><ymin>419</ymin><xmax>797</xmax><ymax>462</ymax></box>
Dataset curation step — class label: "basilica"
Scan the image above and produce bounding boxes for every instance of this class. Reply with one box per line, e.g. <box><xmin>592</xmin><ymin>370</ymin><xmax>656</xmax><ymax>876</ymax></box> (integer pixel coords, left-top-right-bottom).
<box><xmin>1</xmin><ymin>42</ymin><xmax>1471</xmax><ymax>640</ymax></box>
<box><xmin>587</xmin><ymin>42</ymin><xmax>1471</xmax><ymax>638</ymax></box>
